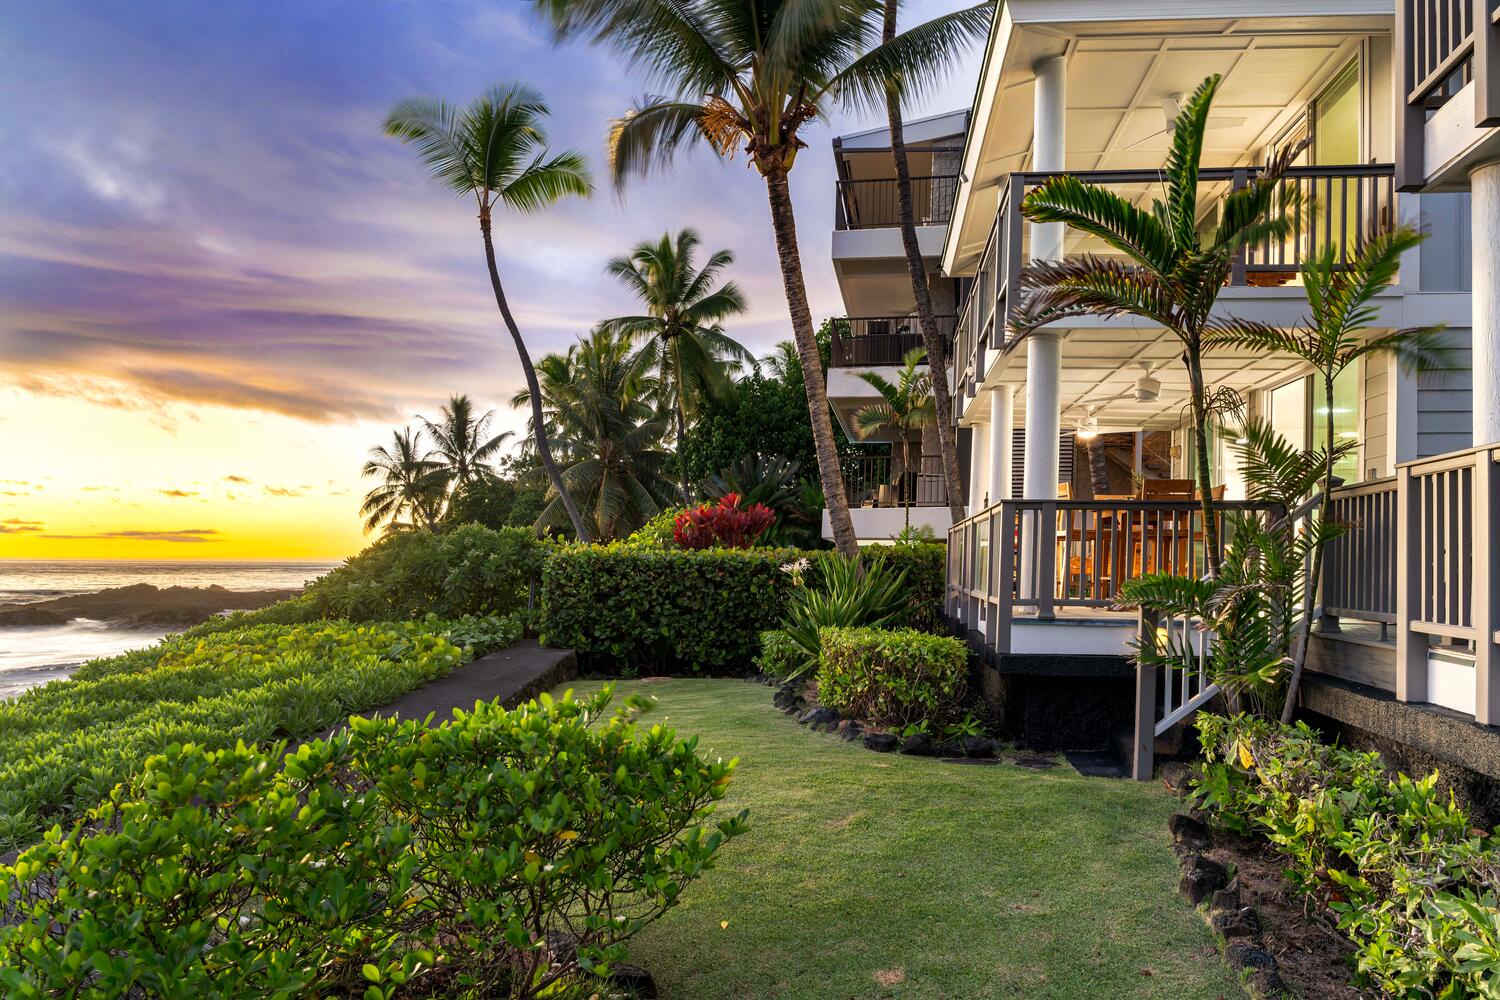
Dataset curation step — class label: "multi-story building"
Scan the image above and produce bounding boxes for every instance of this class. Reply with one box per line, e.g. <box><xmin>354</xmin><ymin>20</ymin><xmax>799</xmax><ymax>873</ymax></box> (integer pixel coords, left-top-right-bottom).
<box><xmin>828</xmin><ymin>1</ymin><xmax>1500</xmax><ymax>784</ymax></box>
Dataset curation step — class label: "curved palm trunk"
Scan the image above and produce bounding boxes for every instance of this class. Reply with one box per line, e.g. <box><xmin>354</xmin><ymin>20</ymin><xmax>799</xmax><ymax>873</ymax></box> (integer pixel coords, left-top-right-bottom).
<box><xmin>882</xmin><ymin>2</ymin><xmax>966</xmax><ymax>526</ymax></box>
<box><xmin>1186</xmin><ymin>345</ymin><xmax>1222</xmax><ymax>577</ymax></box>
<box><xmin>1280</xmin><ymin>378</ymin><xmax>1337</xmax><ymax>723</ymax></box>
<box><xmin>480</xmin><ymin>214</ymin><xmax>592</xmax><ymax>542</ymax></box>
<box><xmin>1085</xmin><ymin>435</ymin><xmax>1111</xmax><ymax>496</ymax></box>
<box><xmin>671</xmin><ymin>337</ymin><xmax>692</xmax><ymax>504</ymax></box>
<box><xmin>764</xmin><ymin>170</ymin><xmax>858</xmax><ymax>557</ymax></box>
<box><xmin>900</xmin><ymin>436</ymin><xmax>913</xmax><ymax>530</ymax></box>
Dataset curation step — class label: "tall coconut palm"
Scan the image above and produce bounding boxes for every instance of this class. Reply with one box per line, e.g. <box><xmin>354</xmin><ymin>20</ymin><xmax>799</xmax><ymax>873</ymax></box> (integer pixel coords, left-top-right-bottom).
<box><xmin>514</xmin><ymin>330</ymin><xmax>676</xmax><ymax>540</ymax></box>
<box><xmin>599</xmin><ymin>229</ymin><xmax>753</xmax><ymax>501</ymax></box>
<box><xmin>359</xmin><ymin>427</ymin><xmax>445</xmax><ymax>533</ymax></box>
<box><xmin>876</xmin><ymin>0</ymin><xmax>981</xmax><ymax>525</ymax></box>
<box><xmin>1209</xmin><ymin>226</ymin><xmax>1445</xmax><ymax>721</ymax></box>
<box><xmin>532</xmin><ymin>0</ymin><xmax>990</xmax><ymax>557</ymax></box>
<box><xmin>383</xmin><ymin>84</ymin><xmax>595</xmax><ymax>541</ymax></box>
<box><xmin>1011</xmin><ymin>74</ymin><xmax>1301</xmax><ymax>574</ymax></box>
<box><xmin>420</xmin><ymin>393</ymin><xmax>512</xmax><ymax>489</ymax></box>
<box><xmin>853</xmin><ymin>346</ymin><xmax>935</xmax><ymax>530</ymax></box>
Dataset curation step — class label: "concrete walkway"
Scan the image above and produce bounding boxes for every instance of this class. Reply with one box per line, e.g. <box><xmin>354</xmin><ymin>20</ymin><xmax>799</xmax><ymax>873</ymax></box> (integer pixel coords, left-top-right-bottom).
<box><xmin>370</xmin><ymin>639</ymin><xmax>578</xmax><ymax>724</ymax></box>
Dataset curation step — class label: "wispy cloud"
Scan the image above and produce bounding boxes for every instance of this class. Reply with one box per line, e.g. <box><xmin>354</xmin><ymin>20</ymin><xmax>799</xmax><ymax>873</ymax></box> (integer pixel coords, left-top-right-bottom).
<box><xmin>40</xmin><ymin>528</ymin><xmax>221</xmax><ymax>543</ymax></box>
<box><xmin>224</xmin><ymin>474</ymin><xmax>251</xmax><ymax>484</ymax></box>
<box><xmin>160</xmin><ymin>488</ymin><xmax>198</xmax><ymax>498</ymax></box>
<box><xmin>264</xmin><ymin>485</ymin><xmax>305</xmax><ymax>497</ymax></box>
<box><xmin>0</xmin><ymin>518</ymin><xmax>43</xmax><ymax>533</ymax></box>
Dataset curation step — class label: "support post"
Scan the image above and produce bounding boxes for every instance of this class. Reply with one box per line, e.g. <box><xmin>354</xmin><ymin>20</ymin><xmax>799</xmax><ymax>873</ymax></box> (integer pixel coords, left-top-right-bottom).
<box><xmin>991</xmin><ymin>384</ymin><xmax>1014</xmax><ymax>503</ymax></box>
<box><xmin>1133</xmin><ymin>607</ymin><xmax>1161</xmax><ymax>781</ymax></box>
<box><xmin>1475</xmin><ymin>450</ymin><xmax>1500</xmax><ymax>724</ymax></box>
<box><xmin>969</xmin><ymin>420</ymin><xmax>990</xmax><ymax>512</ymax></box>
<box><xmin>1396</xmin><ymin>463</ymin><xmax>1428</xmax><ymax>703</ymax></box>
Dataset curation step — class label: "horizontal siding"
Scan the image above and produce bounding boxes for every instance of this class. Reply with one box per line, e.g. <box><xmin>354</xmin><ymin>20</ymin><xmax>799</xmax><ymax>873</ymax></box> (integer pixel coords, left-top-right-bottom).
<box><xmin>1418</xmin><ymin>192</ymin><xmax>1473</xmax><ymax>292</ymax></box>
<box><xmin>1416</xmin><ymin>328</ymin><xmax>1473</xmax><ymax>458</ymax></box>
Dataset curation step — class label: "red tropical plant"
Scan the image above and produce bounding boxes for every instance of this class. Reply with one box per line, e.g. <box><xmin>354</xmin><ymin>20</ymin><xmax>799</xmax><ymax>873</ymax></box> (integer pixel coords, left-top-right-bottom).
<box><xmin>673</xmin><ymin>493</ymin><xmax>776</xmax><ymax>550</ymax></box>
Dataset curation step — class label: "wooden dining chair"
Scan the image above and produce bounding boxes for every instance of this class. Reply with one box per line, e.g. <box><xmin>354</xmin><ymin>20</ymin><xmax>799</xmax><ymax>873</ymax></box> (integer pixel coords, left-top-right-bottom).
<box><xmin>1141</xmin><ymin>478</ymin><xmax>1194</xmax><ymax>500</ymax></box>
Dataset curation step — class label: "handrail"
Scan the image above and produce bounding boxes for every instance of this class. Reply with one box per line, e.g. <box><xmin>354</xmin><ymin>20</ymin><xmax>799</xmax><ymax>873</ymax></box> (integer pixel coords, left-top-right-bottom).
<box><xmin>834</xmin><ymin>175</ymin><xmax>960</xmax><ymax>231</ymax></box>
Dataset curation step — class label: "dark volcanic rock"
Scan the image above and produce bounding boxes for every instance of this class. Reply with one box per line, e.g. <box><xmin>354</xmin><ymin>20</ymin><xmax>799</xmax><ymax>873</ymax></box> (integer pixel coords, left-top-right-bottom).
<box><xmin>1178</xmin><ymin>854</ymin><xmax>1229</xmax><ymax>905</ymax></box>
<box><xmin>797</xmin><ymin>707</ymin><xmax>840</xmax><ymax>730</ymax></box>
<box><xmin>1210</xmin><ymin>904</ymin><xmax>1262</xmax><ymax>941</ymax></box>
<box><xmin>1167</xmin><ymin>813</ymin><xmax>1211</xmax><ymax>852</ymax></box>
<box><xmin>0</xmin><ymin>583</ymin><xmax>301</xmax><ymax>630</ymax></box>
<box><xmin>772</xmin><ymin>686</ymin><xmax>804</xmax><ymax>714</ymax></box>
<box><xmin>899</xmin><ymin>733</ymin><xmax>934</xmax><ymax>756</ymax></box>
<box><xmin>838</xmin><ymin>721</ymin><xmax>864</xmax><ymax>742</ymax></box>
<box><xmin>961</xmin><ymin>735</ymin><xmax>997</xmax><ymax>758</ymax></box>
<box><xmin>608</xmin><ymin>963</ymin><xmax>658</xmax><ymax>998</ymax></box>
<box><xmin>1223</xmin><ymin>942</ymin><xmax>1278</xmax><ymax>973</ymax></box>
<box><xmin>935</xmin><ymin>738</ymin><xmax>964</xmax><ymax>758</ymax></box>
<box><xmin>863</xmin><ymin>732</ymin><xmax>899</xmax><ymax>753</ymax></box>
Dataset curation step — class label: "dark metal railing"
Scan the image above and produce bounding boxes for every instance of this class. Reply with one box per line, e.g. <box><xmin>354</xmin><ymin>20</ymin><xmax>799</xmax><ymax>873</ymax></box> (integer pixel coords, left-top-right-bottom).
<box><xmin>1321</xmin><ymin>477</ymin><xmax>1399</xmax><ymax>629</ymax></box>
<box><xmin>1397</xmin><ymin>0</ymin><xmax>1500</xmax><ymax>187</ymax></box>
<box><xmin>834</xmin><ymin>175</ymin><xmax>959</xmax><ymax>230</ymax></box>
<box><xmin>830</xmin><ymin>315</ymin><xmax>956</xmax><ymax>367</ymax></box>
<box><xmin>952</xmin><ymin>163</ymin><xmax>1397</xmax><ymax>422</ymax></box>
<box><xmin>842</xmin><ymin>454</ymin><xmax>947</xmax><ymax>508</ymax></box>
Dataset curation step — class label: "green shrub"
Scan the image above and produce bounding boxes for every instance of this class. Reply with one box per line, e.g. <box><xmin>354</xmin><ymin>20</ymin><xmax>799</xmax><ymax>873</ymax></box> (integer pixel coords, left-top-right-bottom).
<box><xmin>435</xmin><ymin>611</ymin><xmax>528</xmax><ymax>658</ymax></box>
<box><xmin>177</xmin><ymin>591</ymin><xmax>324</xmax><ymax>638</ymax></box>
<box><xmin>540</xmin><ymin>544</ymin><xmax>798</xmax><ymax>673</ymax></box>
<box><xmin>855</xmin><ymin>542</ymin><xmax>945</xmax><ymax>632</ymax></box>
<box><xmin>755</xmin><ymin>630</ymin><xmax>802</xmax><ymax>679</ymax></box>
<box><xmin>1194</xmin><ymin>713</ymin><xmax>1500</xmax><ymax>997</ymax></box>
<box><xmin>0</xmin><ymin>621</ymin><xmax>466</xmax><ymax>852</ymax></box>
<box><xmin>622</xmin><ymin>505</ymin><xmax>686</xmax><ymax>548</ymax></box>
<box><xmin>303</xmin><ymin>523</ymin><xmax>547</xmax><ymax>622</ymax></box>
<box><xmin>816</xmin><ymin>626</ymin><xmax>966</xmax><ymax>729</ymax></box>
<box><xmin>0</xmin><ymin>688</ymin><xmax>747</xmax><ymax>998</ymax></box>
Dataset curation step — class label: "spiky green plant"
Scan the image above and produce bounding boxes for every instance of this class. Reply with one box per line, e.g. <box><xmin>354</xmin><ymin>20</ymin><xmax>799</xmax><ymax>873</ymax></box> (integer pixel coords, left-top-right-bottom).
<box><xmin>1207</xmin><ymin>226</ymin><xmax>1447</xmax><ymax>721</ymax></box>
<box><xmin>781</xmin><ymin>556</ymin><xmax>908</xmax><ymax>681</ymax></box>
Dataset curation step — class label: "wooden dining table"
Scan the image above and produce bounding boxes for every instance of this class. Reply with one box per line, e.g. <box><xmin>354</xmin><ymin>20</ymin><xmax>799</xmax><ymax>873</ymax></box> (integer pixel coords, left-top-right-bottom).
<box><xmin>1055</xmin><ymin>503</ymin><xmax>1210</xmax><ymax>599</ymax></box>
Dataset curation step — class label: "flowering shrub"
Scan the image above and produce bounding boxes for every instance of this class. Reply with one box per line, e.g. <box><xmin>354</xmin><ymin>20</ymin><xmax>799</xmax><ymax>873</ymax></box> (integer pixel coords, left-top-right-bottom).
<box><xmin>0</xmin><ymin>688</ymin><xmax>747</xmax><ymax>998</ymax></box>
<box><xmin>673</xmin><ymin>492</ymin><xmax>776</xmax><ymax>549</ymax></box>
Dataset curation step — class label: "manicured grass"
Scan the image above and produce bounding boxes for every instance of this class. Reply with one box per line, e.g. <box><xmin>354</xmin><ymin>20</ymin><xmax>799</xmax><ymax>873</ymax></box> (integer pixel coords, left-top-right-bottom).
<box><xmin>559</xmin><ymin>678</ymin><xmax>1241</xmax><ymax>1000</ymax></box>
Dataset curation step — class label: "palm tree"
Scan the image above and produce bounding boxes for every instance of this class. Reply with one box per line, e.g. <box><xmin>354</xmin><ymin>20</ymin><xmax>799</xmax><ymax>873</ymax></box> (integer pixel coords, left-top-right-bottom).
<box><xmin>532</xmin><ymin>0</ymin><xmax>990</xmax><ymax>558</ymax></box>
<box><xmin>514</xmin><ymin>331</ymin><xmax>677</xmax><ymax>540</ymax></box>
<box><xmin>1210</xmin><ymin>226</ymin><xmax>1445</xmax><ymax>722</ymax></box>
<box><xmin>853</xmin><ymin>346</ymin><xmax>936</xmax><ymax>530</ymax></box>
<box><xmin>876</xmin><ymin>0</ymin><xmax>978</xmax><ymax>525</ymax></box>
<box><xmin>1011</xmin><ymin>74</ymin><xmax>1301</xmax><ymax>574</ymax></box>
<box><xmin>599</xmin><ymin>229</ymin><xmax>753</xmax><ymax>501</ymax></box>
<box><xmin>383</xmin><ymin>84</ymin><xmax>595</xmax><ymax>542</ymax></box>
<box><xmin>359</xmin><ymin>427</ymin><xmax>445</xmax><ymax>533</ymax></box>
<box><xmin>420</xmin><ymin>393</ymin><xmax>512</xmax><ymax>489</ymax></box>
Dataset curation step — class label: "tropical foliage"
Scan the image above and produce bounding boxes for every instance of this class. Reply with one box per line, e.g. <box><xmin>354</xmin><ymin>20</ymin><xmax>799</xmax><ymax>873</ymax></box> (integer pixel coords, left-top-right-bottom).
<box><xmin>779</xmin><ymin>555</ymin><xmax>908</xmax><ymax>681</ymax></box>
<box><xmin>699</xmin><ymin>453</ymin><xmax>822</xmax><ymax>548</ymax></box>
<box><xmin>1012</xmin><ymin>74</ymin><xmax>1301</xmax><ymax>572</ymax></box>
<box><xmin>385</xmin><ymin>83</ymin><xmax>595</xmax><ymax>540</ymax></box>
<box><xmin>360</xmin><ymin>426</ymin><xmax>445</xmax><ymax>533</ymax></box>
<box><xmin>852</xmin><ymin>346</ymin><xmax>936</xmax><ymax>529</ymax></box>
<box><xmin>514</xmin><ymin>329</ymin><xmax>677</xmax><ymax>541</ymax></box>
<box><xmin>672</xmin><ymin>492</ymin><xmax>776</xmax><ymax>549</ymax></box>
<box><xmin>817</xmin><ymin>626</ymin><xmax>967</xmax><ymax>729</ymax></box>
<box><xmin>534</xmin><ymin>0</ymin><xmax>991</xmax><ymax>557</ymax></box>
<box><xmin>0</xmin><ymin>688</ymin><xmax>746</xmax><ymax>999</ymax></box>
<box><xmin>600</xmin><ymin>228</ymin><xmax>752</xmax><ymax>500</ymax></box>
<box><xmin>1195</xmin><ymin>713</ymin><xmax>1500</xmax><ymax>998</ymax></box>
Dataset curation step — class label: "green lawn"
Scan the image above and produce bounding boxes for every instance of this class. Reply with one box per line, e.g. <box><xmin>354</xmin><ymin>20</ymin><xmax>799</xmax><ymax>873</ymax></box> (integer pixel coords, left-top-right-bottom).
<box><xmin>560</xmin><ymin>678</ymin><xmax>1240</xmax><ymax>1000</ymax></box>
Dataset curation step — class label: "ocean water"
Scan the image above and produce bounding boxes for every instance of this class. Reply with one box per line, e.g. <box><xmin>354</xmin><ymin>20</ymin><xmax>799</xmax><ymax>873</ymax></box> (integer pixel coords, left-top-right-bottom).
<box><xmin>0</xmin><ymin>560</ymin><xmax>339</xmax><ymax>698</ymax></box>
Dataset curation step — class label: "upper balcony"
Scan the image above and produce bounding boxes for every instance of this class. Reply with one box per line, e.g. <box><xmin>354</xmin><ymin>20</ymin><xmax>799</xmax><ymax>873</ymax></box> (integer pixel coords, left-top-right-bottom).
<box><xmin>1396</xmin><ymin>0</ymin><xmax>1500</xmax><ymax>189</ymax></box>
<box><xmin>834</xmin><ymin>176</ymin><xmax>959</xmax><ymax>231</ymax></box>
<box><xmin>829</xmin><ymin>314</ymin><xmax>957</xmax><ymax>368</ymax></box>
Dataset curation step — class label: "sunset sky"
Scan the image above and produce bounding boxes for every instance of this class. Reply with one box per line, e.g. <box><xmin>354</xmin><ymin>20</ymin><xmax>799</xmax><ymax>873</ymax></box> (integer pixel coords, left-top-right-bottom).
<box><xmin>0</xmin><ymin>2</ymin><xmax>979</xmax><ymax>562</ymax></box>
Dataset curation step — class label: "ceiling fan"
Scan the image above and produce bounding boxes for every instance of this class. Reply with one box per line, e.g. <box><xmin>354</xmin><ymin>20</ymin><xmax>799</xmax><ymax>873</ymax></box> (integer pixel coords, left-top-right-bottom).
<box><xmin>1124</xmin><ymin>93</ymin><xmax>1247</xmax><ymax>150</ymax></box>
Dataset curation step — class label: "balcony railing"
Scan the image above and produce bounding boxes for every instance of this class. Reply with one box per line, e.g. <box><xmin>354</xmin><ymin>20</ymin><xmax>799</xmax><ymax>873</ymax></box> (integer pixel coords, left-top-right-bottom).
<box><xmin>830</xmin><ymin>315</ymin><xmax>956</xmax><ymax>367</ymax></box>
<box><xmin>952</xmin><ymin>163</ymin><xmax>1398</xmax><ymax>420</ymax></box>
<box><xmin>842</xmin><ymin>454</ymin><xmax>947</xmax><ymax>508</ymax></box>
<box><xmin>834</xmin><ymin>175</ymin><xmax>959</xmax><ymax>230</ymax></box>
<box><xmin>1397</xmin><ymin>0</ymin><xmax>1500</xmax><ymax>187</ymax></box>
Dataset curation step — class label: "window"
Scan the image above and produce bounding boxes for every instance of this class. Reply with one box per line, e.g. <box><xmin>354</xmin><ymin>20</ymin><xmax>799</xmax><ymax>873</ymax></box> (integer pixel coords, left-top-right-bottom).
<box><xmin>1313</xmin><ymin>364</ymin><xmax>1362</xmax><ymax>485</ymax></box>
<box><xmin>1269</xmin><ymin>378</ymin><xmax>1309</xmax><ymax>450</ymax></box>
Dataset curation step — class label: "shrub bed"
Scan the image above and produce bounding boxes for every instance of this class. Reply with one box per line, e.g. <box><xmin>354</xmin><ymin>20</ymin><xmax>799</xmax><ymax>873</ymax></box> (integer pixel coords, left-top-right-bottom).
<box><xmin>755</xmin><ymin>630</ymin><xmax>802</xmax><ymax>679</ymax></box>
<box><xmin>1194</xmin><ymin>713</ymin><xmax>1500</xmax><ymax>997</ymax></box>
<box><xmin>0</xmin><ymin>688</ymin><xmax>747</xmax><ymax>998</ymax></box>
<box><xmin>540</xmin><ymin>543</ymin><xmax>945</xmax><ymax>675</ymax></box>
<box><xmin>816</xmin><ymin>626</ymin><xmax>966</xmax><ymax>729</ymax></box>
<box><xmin>0</xmin><ymin>619</ymin><xmax>475</xmax><ymax>852</ymax></box>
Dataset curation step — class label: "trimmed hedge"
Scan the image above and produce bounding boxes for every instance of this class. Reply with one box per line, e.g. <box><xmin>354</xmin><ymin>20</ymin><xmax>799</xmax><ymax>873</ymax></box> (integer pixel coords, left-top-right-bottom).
<box><xmin>0</xmin><ymin>688</ymin><xmax>747</xmax><ymax>997</ymax></box>
<box><xmin>755</xmin><ymin>630</ymin><xmax>802</xmax><ymax>679</ymax></box>
<box><xmin>816</xmin><ymin>626</ymin><xmax>966</xmax><ymax>729</ymax></box>
<box><xmin>539</xmin><ymin>542</ymin><xmax>946</xmax><ymax>675</ymax></box>
<box><xmin>0</xmin><ymin>620</ymin><xmax>474</xmax><ymax>852</ymax></box>
<box><xmin>540</xmin><ymin>545</ymin><xmax>797</xmax><ymax>673</ymax></box>
<box><xmin>1195</xmin><ymin>713</ymin><xmax>1500</xmax><ymax>997</ymax></box>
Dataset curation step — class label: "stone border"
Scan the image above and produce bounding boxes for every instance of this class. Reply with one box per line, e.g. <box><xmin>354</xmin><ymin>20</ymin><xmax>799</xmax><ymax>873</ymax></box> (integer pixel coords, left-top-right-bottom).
<box><xmin>1169</xmin><ymin>810</ymin><xmax>1293</xmax><ymax>999</ymax></box>
<box><xmin>766</xmin><ymin>676</ymin><xmax>1001</xmax><ymax>759</ymax></box>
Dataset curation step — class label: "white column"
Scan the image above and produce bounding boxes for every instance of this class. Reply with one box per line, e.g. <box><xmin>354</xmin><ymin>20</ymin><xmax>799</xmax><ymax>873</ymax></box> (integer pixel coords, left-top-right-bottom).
<box><xmin>990</xmin><ymin>384</ymin><xmax>1015</xmax><ymax>504</ymax></box>
<box><xmin>1472</xmin><ymin>161</ymin><xmax>1500</xmax><ymax>446</ymax></box>
<box><xmin>1022</xmin><ymin>334</ymin><xmax>1063</xmax><ymax>500</ymax></box>
<box><xmin>969</xmin><ymin>422</ymin><xmax>990</xmax><ymax>511</ymax></box>
<box><xmin>1031</xmin><ymin>55</ymin><xmax>1067</xmax><ymax>261</ymax></box>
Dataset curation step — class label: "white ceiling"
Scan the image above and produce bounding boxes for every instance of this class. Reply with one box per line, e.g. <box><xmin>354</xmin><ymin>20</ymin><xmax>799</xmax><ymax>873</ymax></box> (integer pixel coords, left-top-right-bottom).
<box><xmin>946</xmin><ymin>14</ymin><xmax>1384</xmax><ymax>271</ymax></box>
